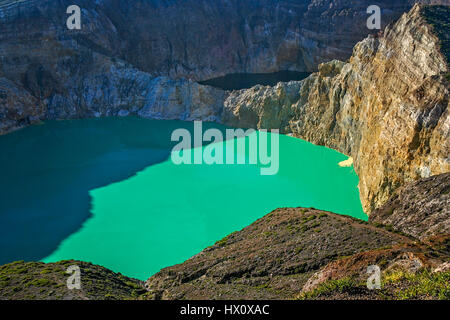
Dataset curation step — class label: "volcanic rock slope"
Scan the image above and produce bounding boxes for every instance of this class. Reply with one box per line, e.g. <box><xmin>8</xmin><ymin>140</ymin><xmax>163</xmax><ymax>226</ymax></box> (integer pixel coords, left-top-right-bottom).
<box><xmin>0</xmin><ymin>1</ymin><xmax>448</xmax><ymax>214</ymax></box>
<box><xmin>1</xmin><ymin>174</ymin><xmax>449</xmax><ymax>300</ymax></box>
<box><xmin>0</xmin><ymin>2</ymin><xmax>449</xmax><ymax>301</ymax></box>
<box><xmin>223</xmin><ymin>4</ymin><xmax>450</xmax><ymax>213</ymax></box>
<box><xmin>144</xmin><ymin>208</ymin><xmax>411</xmax><ymax>300</ymax></box>
<box><xmin>1</xmin><ymin>0</ymin><xmax>447</xmax><ymax>134</ymax></box>
<box><xmin>0</xmin><ymin>260</ymin><xmax>146</xmax><ymax>300</ymax></box>
<box><xmin>143</xmin><ymin>176</ymin><xmax>449</xmax><ymax>300</ymax></box>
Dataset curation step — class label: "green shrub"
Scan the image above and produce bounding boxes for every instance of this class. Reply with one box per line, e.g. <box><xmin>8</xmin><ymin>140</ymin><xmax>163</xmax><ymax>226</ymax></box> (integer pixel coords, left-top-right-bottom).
<box><xmin>297</xmin><ymin>277</ymin><xmax>357</xmax><ymax>299</ymax></box>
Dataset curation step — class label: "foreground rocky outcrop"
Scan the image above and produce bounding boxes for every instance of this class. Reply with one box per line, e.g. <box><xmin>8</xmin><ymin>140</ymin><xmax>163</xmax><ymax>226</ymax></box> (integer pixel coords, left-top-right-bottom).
<box><xmin>0</xmin><ymin>2</ymin><xmax>448</xmax><ymax>301</ymax></box>
<box><xmin>298</xmin><ymin>173</ymin><xmax>450</xmax><ymax>299</ymax></box>
<box><xmin>370</xmin><ymin>172</ymin><xmax>450</xmax><ymax>239</ymax></box>
<box><xmin>297</xmin><ymin>235</ymin><xmax>449</xmax><ymax>299</ymax></box>
<box><xmin>1</xmin><ymin>173</ymin><xmax>448</xmax><ymax>300</ymax></box>
<box><xmin>142</xmin><ymin>173</ymin><xmax>448</xmax><ymax>300</ymax></box>
<box><xmin>0</xmin><ymin>260</ymin><xmax>145</xmax><ymax>300</ymax></box>
<box><xmin>143</xmin><ymin>208</ymin><xmax>410</xmax><ymax>300</ymax></box>
<box><xmin>223</xmin><ymin>4</ymin><xmax>450</xmax><ymax>213</ymax></box>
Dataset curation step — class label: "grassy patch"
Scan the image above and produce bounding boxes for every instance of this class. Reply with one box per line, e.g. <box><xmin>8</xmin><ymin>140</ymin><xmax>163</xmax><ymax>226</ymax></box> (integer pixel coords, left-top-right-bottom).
<box><xmin>27</xmin><ymin>278</ymin><xmax>54</xmax><ymax>288</ymax></box>
<box><xmin>296</xmin><ymin>277</ymin><xmax>358</xmax><ymax>299</ymax></box>
<box><xmin>384</xmin><ymin>269</ymin><xmax>450</xmax><ymax>300</ymax></box>
<box><xmin>297</xmin><ymin>270</ymin><xmax>450</xmax><ymax>300</ymax></box>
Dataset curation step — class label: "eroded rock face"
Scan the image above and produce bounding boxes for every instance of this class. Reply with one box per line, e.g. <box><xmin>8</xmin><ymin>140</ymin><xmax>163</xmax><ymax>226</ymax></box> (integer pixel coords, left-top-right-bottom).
<box><xmin>0</xmin><ymin>0</ymin><xmax>434</xmax><ymax>79</ymax></box>
<box><xmin>45</xmin><ymin>63</ymin><xmax>226</xmax><ymax>122</ymax></box>
<box><xmin>370</xmin><ymin>173</ymin><xmax>450</xmax><ymax>239</ymax></box>
<box><xmin>223</xmin><ymin>4</ymin><xmax>450</xmax><ymax>213</ymax></box>
<box><xmin>0</xmin><ymin>0</ymin><xmax>445</xmax><ymax>135</ymax></box>
<box><xmin>0</xmin><ymin>2</ymin><xmax>448</xmax><ymax>213</ymax></box>
<box><xmin>0</xmin><ymin>77</ymin><xmax>43</xmax><ymax>133</ymax></box>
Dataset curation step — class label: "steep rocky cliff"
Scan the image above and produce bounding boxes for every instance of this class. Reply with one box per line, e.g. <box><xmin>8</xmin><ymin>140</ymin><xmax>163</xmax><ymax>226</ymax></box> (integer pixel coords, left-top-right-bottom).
<box><xmin>370</xmin><ymin>172</ymin><xmax>449</xmax><ymax>239</ymax></box>
<box><xmin>1</xmin><ymin>3</ymin><xmax>448</xmax><ymax>212</ymax></box>
<box><xmin>1</xmin><ymin>0</ymin><xmax>439</xmax><ymax>79</ymax></box>
<box><xmin>223</xmin><ymin>4</ymin><xmax>450</xmax><ymax>213</ymax></box>
<box><xmin>1</xmin><ymin>0</ymin><xmax>447</xmax><ymax>135</ymax></box>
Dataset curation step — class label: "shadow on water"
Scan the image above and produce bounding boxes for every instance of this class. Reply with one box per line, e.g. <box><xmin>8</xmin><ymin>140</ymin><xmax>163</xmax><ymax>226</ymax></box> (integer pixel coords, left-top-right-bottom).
<box><xmin>198</xmin><ymin>71</ymin><xmax>312</xmax><ymax>90</ymax></box>
<box><xmin>0</xmin><ymin>117</ymin><xmax>227</xmax><ymax>264</ymax></box>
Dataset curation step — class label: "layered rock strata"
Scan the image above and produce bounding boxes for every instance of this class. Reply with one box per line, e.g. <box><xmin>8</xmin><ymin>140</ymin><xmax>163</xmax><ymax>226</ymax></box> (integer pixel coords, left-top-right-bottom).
<box><xmin>1</xmin><ymin>0</ymin><xmax>447</xmax><ymax>134</ymax></box>
<box><xmin>223</xmin><ymin>4</ymin><xmax>450</xmax><ymax>213</ymax></box>
<box><xmin>370</xmin><ymin>172</ymin><xmax>450</xmax><ymax>239</ymax></box>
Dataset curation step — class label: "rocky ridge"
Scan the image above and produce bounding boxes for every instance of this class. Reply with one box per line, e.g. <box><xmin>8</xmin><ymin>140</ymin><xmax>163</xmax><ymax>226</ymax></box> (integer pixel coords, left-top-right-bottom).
<box><xmin>0</xmin><ymin>2</ymin><xmax>449</xmax><ymax>301</ymax></box>
<box><xmin>2</xmin><ymin>3</ymin><xmax>448</xmax><ymax>214</ymax></box>
<box><xmin>1</xmin><ymin>0</ymin><xmax>447</xmax><ymax>135</ymax></box>
<box><xmin>0</xmin><ymin>260</ymin><xmax>145</xmax><ymax>300</ymax></box>
<box><xmin>222</xmin><ymin>4</ymin><xmax>450</xmax><ymax>213</ymax></box>
<box><xmin>144</xmin><ymin>208</ymin><xmax>410</xmax><ymax>300</ymax></box>
<box><xmin>143</xmin><ymin>172</ymin><xmax>449</xmax><ymax>300</ymax></box>
<box><xmin>1</xmin><ymin>172</ymin><xmax>448</xmax><ymax>300</ymax></box>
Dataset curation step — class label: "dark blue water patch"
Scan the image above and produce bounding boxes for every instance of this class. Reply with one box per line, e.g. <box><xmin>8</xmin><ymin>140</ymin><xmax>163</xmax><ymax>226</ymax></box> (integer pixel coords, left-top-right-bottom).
<box><xmin>0</xmin><ymin>117</ymin><xmax>228</xmax><ymax>265</ymax></box>
<box><xmin>198</xmin><ymin>71</ymin><xmax>312</xmax><ymax>90</ymax></box>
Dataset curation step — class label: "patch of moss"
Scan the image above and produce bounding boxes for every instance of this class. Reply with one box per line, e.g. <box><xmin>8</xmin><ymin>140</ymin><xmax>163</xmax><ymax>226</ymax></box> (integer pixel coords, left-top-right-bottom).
<box><xmin>297</xmin><ymin>270</ymin><xmax>450</xmax><ymax>300</ymax></box>
<box><xmin>295</xmin><ymin>246</ymin><xmax>304</xmax><ymax>254</ymax></box>
<box><xmin>297</xmin><ymin>277</ymin><xmax>358</xmax><ymax>299</ymax></box>
<box><xmin>27</xmin><ymin>278</ymin><xmax>54</xmax><ymax>287</ymax></box>
<box><xmin>384</xmin><ymin>269</ymin><xmax>450</xmax><ymax>300</ymax></box>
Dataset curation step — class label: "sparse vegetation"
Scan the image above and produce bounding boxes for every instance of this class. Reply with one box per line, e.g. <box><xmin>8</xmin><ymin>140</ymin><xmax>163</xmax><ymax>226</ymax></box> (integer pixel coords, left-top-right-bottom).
<box><xmin>297</xmin><ymin>270</ymin><xmax>450</xmax><ymax>300</ymax></box>
<box><xmin>384</xmin><ymin>269</ymin><xmax>450</xmax><ymax>300</ymax></box>
<box><xmin>297</xmin><ymin>277</ymin><xmax>359</xmax><ymax>299</ymax></box>
<box><xmin>0</xmin><ymin>260</ymin><xmax>145</xmax><ymax>300</ymax></box>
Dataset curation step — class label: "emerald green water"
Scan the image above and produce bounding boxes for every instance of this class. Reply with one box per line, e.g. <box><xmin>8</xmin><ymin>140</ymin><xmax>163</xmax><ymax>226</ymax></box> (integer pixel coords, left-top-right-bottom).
<box><xmin>0</xmin><ymin>117</ymin><xmax>365</xmax><ymax>280</ymax></box>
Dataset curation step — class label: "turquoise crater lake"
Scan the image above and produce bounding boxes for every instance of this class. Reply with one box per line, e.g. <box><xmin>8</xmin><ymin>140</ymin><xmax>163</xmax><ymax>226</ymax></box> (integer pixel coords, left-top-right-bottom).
<box><xmin>0</xmin><ymin>117</ymin><xmax>365</xmax><ymax>280</ymax></box>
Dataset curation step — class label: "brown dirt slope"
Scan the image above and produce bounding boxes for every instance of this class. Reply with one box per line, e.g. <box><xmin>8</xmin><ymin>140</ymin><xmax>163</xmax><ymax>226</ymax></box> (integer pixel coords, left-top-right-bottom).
<box><xmin>144</xmin><ymin>208</ymin><xmax>409</xmax><ymax>300</ymax></box>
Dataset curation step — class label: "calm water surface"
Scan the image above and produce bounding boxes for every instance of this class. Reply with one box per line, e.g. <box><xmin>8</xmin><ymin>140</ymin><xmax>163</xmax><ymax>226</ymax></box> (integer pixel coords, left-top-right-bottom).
<box><xmin>0</xmin><ymin>117</ymin><xmax>365</xmax><ymax>280</ymax></box>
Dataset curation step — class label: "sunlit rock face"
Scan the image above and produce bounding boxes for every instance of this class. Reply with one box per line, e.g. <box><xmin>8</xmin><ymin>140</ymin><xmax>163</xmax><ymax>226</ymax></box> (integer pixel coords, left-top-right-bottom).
<box><xmin>223</xmin><ymin>4</ymin><xmax>450</xmax><ymax>213</ymax></box>
<box><xmin>0</xmin><ymin>0</ymin><xmax>444</xmax><ymax>134</ymax></box>
<box><xmin>0</xmin><ymin>1</ymin><xmax>448</xmax><ymax>213</ymax></box>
